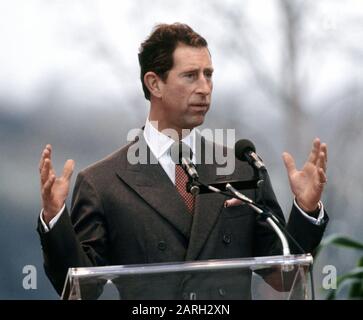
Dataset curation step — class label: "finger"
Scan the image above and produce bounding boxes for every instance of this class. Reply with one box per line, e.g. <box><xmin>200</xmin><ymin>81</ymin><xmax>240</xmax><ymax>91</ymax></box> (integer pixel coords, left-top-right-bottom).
<box><xmin>42</xmin><ymin>174</ymin><xmax>56</xmax><ymax>198</ymax></box>
<box><xmin>318</xmin><ymin>168</ymin><xmax>327</xmax><ymax>186</ymax></box>
<box><xmin>224</xmin><ymin>198</ymin><xmax>243</xmax><ymax>208</ymax></box>
<box><xmin>317</xmin><ymin>151</ymin><xmax>327</xmax><ymax>172</ymax></box>
<box><xmin>38</xmin><ymin>145</ymin><xmax>52</xmax><ymax>173</ymax></box>
<box><xmin>282</xmin><ymin>152</ymin><xmax>297</xmax><ymax>176</ymax></box>
<box><xmin>46</xmin><ymin>145</ymin><xmax>55</xmax><ymax>173</ymax></box>
<box><xmin>307</xmin><ymin>138</ymin><xmax>321</xmax><ymax>164</ymax></box>
<box><xmin>39</xmin><ymin>145</ymin><xmax>55</xmax><ymax>176</ymax></box>
<box><xmin>38</xmin><ymin>150</ymin><xmax>47</xmax><ymax>174</ymax></box>
<box><xmin>46</xmin><ymin>144</ymin><xmax>52</xmax><ymax>154</ymax></box>
<box><xmin>321</xmin><ymin>143</ymin><xmax>328</xmax><ymax>163</ymax></box>
<box><xmin>62</xmin><ymin>159</ymin><xmax>75</xmax><ymax>181</ymax></box>
<box><xmin>40</xmin><ymin>159</ymin><xmax>51</xmax><ymax>185</ymax></box>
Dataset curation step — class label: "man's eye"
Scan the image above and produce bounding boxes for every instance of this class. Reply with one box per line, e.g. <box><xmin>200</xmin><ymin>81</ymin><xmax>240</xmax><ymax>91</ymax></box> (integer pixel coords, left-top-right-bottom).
<box><xmin>185</xmin><ymin>73</ymin><xmax>196</xmax><ymax>79</ymax></box>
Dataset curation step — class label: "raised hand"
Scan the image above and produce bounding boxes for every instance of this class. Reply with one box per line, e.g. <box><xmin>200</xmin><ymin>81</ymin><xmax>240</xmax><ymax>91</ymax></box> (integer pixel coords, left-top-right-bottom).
<box><xmin>282</xmin><ymin>138</ymin><xmax>328</xmax><ymax>213</ymax></box>
<box><xmin>39</xmin><ymin>144</ymin><xmax>74</xmax><ymax>224</ymax></box>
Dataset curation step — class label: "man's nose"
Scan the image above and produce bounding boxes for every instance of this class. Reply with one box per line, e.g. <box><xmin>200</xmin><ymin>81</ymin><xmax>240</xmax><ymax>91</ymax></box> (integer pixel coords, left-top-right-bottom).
<box><xmin>196</xmin><ymin>76</ymin><xmax>212</xmax><ymax>95</ymax></box>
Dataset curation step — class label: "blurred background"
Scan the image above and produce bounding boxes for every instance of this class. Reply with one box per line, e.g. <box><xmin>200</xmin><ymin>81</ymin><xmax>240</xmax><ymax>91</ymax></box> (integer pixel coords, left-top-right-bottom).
<box><xmin>0</xmin><ymin>0</ymin><xmax>362</xmax><ymax>299</ymax></box>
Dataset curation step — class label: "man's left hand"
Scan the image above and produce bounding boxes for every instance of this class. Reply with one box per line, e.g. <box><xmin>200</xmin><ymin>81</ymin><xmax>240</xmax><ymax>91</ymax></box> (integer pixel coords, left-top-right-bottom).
<box><xmin>282</xmin><ymin>138</ymin><xmax>328</xmax><ymax>213</ymax></box>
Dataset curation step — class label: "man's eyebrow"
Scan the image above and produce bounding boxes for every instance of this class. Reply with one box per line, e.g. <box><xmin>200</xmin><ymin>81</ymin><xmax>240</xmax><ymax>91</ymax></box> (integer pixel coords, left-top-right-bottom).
<box><xmin>181</xmin><ymin>68</ymin><xmax>198</xmax><ymax>74</ymax></box>
<box><xmin>181</xmin><ymin>67</ymin><xmax>214</xmax><ymax>74</ymax></box>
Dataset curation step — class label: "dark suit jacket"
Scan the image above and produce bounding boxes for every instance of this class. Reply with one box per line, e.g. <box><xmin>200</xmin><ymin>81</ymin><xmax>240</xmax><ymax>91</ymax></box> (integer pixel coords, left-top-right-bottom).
<box><xmin>38</xmin><ymin>132</ymin><xmax>328</xmax><ymax>299</ymax></box>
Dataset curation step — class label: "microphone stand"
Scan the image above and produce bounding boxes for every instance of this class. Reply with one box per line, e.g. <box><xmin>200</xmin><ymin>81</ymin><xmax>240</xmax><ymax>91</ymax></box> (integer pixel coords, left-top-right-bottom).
<box><xmin>225</xmin><ymin>183</ymin><xmax>291</xmax><ymax>256</ymax></box>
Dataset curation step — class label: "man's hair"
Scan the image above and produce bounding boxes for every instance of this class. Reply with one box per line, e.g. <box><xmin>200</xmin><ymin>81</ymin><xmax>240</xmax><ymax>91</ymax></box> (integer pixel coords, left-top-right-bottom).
<box><xmin>138</xmin><ymin>23</ymin><xmax>208</xmax><ymax>100</ymax></box>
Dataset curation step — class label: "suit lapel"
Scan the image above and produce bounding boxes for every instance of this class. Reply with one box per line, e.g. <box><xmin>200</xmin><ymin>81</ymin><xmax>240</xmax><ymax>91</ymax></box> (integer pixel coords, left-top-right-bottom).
<box><xmin>185</xmin><ymin>138</ymin><xmax>230</xmax><ymax>260</ymax></box>
<box><xmin>185</xmin><ymin>163</ymin><xmax>227</xmax><ymax>261</ymax></box>
<box><xmin>115</xmin><ymin>134</ymin><xmax>193</xmax><ymax>239</ymax></box>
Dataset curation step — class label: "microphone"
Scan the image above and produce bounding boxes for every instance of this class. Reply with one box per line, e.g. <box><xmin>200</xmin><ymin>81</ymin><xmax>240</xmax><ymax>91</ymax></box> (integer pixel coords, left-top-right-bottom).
<box><xmin>170</xmin><ymin>142</ymin><xmax>199</xmax><ymax>179</ymax></box>
<box><xmin>235</xmin><ymin>139</ymin><xmax>266</xmax><ymax>171</ymax></box>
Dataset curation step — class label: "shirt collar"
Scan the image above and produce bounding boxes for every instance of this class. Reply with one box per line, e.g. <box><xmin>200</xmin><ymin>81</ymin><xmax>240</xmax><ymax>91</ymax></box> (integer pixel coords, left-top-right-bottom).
<box><xmin>143</xmin><ymin>118</ymin><xmax>196</xmax><ymax>161</ymax></box>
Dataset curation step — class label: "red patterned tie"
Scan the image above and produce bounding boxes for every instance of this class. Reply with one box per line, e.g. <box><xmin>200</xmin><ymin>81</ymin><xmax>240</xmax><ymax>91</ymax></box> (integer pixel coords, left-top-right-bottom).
<box><xmin>175</xmin><ymin>164</ymin><xmax>195</xmax><ymax>214</ymax></box>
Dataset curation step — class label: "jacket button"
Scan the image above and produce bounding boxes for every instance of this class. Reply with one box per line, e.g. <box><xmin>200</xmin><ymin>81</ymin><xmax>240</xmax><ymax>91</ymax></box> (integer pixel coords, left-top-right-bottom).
<box><xmin>218</xmin><ymin>288</ymin><xmax>226</xmax><ymax>297</ymax></box>
<box><xmin>223</xmin><ymin>234</ymin><xmax>231</xmax><ymax>244</ymax></box>
<box><xmin>158</xmin><ymin>241</ymin><xmax>167</xmax><ymax>251</ymax></box>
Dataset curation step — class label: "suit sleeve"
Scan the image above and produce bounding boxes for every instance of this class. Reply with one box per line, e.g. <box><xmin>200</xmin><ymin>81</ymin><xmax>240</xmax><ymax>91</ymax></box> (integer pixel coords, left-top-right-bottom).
<box><xmin>252</xmin><ymin>171</ymin><xmax>328</xmax><ymax>257</ymax></box>
<box><xmin>37</xmin><ymin>171</ymin><xmax>110</xmax><ymax>295</ymax></box>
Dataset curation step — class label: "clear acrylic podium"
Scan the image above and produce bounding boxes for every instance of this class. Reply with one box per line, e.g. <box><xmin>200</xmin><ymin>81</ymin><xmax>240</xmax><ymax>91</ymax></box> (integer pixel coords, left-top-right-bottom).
<box><xmin>61</xmin><ymin>254</ymin><xmax>313</xmax><ymax>300</ymax></box>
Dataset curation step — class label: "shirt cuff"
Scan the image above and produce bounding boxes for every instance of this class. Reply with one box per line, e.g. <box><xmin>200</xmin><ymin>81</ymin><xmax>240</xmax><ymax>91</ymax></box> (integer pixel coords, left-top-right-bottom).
<box><xmin>293</xmin><ymin>198</ymin><xmax>325</xmax><ymax>226</ymax></box>
<box><xmin>39</xmin><ymin>204</ymin><xmax>65</xmax><ymax>232</ymax></box>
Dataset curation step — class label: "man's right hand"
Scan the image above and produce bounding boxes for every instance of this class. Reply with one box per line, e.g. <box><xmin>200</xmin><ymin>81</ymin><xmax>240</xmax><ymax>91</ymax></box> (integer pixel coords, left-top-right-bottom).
<box><xmin>39</xmin><ymin>144</ymin><xmax>75</xmax><ymax>225</ymax></box>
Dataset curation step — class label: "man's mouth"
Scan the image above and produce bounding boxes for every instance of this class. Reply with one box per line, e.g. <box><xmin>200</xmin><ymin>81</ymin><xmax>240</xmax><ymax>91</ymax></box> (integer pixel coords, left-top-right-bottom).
<box><xmin>189</xmin><ymin>103</ymin><xmax>209</xmax><ymax>108</ymax></box>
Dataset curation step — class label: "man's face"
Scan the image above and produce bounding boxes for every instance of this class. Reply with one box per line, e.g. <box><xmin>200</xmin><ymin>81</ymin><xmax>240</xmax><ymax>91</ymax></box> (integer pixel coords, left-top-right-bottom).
<box><xmin>157</xmin><ymin>44</ymin><xmax>213</xmax><ymax>133</ymax></box>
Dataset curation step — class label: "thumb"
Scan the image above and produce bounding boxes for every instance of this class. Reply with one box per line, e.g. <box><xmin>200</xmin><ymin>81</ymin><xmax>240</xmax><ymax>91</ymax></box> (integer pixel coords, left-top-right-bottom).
<box><xmin>282</xmin><ymin>152</ymin><xmax>296</xmax><ymax>176</ymax></box>
<box><xmin>62</xmin><ymin>159</ymin><xmax>75</xmax><ymax>180</ymax></box>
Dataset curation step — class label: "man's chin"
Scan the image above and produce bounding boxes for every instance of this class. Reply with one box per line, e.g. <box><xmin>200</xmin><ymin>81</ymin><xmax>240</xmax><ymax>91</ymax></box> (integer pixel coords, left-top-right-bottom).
<box><xmin>187</xmin><ymin>115</ymin><xmax>206</xmax><ymax>129</ymax></box>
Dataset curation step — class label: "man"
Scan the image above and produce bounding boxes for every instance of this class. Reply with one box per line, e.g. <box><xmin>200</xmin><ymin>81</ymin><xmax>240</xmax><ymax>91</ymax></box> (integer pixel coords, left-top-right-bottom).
<box><xmin>38</xmin><ymin>23</ymin><xmax>328</xmax><ymax>299</ymax></box>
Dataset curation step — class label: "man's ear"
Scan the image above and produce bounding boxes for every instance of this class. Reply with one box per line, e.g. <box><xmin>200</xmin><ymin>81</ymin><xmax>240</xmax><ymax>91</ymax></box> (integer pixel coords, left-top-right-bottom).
<box><xmin>144</xmin><ymin>72</ymin><xmax>164</xmax><ymax>99</ymax></box>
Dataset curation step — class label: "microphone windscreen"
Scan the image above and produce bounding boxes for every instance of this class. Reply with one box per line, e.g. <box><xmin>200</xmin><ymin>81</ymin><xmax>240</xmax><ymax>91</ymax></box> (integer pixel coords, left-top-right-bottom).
<box><xmin>234</xmin><ymin>139</ymin><xmax>256</xmax><ymax>161</ymax></box>
<box><xmin>170</xmin><ymin>141</ymin><xmax>193</xmax><ymax>164</ymax></box>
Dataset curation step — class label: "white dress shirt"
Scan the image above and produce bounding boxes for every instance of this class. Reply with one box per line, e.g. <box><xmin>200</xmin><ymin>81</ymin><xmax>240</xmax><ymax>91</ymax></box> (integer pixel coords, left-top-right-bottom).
<box><xmin>143</xmin><ymin>119</ymin><xmax>196</xmax><ymax>184</ymax></box>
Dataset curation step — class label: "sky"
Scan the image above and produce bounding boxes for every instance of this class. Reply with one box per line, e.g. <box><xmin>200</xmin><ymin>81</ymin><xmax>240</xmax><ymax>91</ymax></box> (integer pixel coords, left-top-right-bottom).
<box><xmin>1</xmin><ymin>0</ymin><xmax>361</xmax><ymax>114</ymax></box>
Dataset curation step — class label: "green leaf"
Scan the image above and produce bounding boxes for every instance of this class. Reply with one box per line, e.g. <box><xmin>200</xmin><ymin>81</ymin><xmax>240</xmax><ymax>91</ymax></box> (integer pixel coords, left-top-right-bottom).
<box><xmin>316</xmin><ymin>234</ymin><xmax>363</xmax><ymax>256</ymax></box>
<box><xmin>316</xmin><ymin>233</ymin><xmax>363</xmax><ymax>299</ymax></box>
<box><xmin>349</xmin><ymin>279</ymin><xmax>363</xmax><ymax>298</ymax></box>
<box><xmin>348</xmin><ymin>260</ymin><xmax>363</xmax><ymax>298</ymax></box>
<box><xmin>320</xmin><ymin>267</ymin><xmax>363</xmax><ymax>299</ymax></box>
<box><xmin>336</xmin><ymin>267</ymin><xmax>363</xmax><ymax>285</ymax></box>
<box><xmin>326</xmin><ymin>289</ymin><xmax>336</xmax><ymax>300</ymax></box>
<box><xmin>326</xmin><ymin>278</ymin><xmax>361</xmax><ymax>300</ymax></box>
<box><xmin>357</xmin><ymin>256</ymin><xmax>363</xmax><ymax>267</ymax></box>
